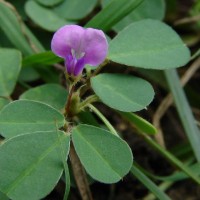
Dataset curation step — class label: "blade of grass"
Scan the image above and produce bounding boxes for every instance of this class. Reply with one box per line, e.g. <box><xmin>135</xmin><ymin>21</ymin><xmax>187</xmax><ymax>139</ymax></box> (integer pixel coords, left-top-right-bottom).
<box><xmin>152</xmin><ymin>162</ymin><xmax>200</xmax><ymax>182</ymax></box>
<box><xmin>144</xmin><ymin>158</ymin><xmax>197</xmax><ymax>200</ymax></box>
<box><xmin>165</xmin><ymin>69</ymin><xmax>200</xmax><ymax>162</ymax></box>
<box><xmin>144</xmin><ymin>181</ymin><xmax>173</xmax><ymax>200</ymax></box>
<box><xmin>191</xmin><ymin>48</ymin><xmax>200</xmax><ymax>60</ymax></box>
<box><xmin>0</xmin><ymin>0</ymin><xmax>34</xmax><ymax>55</ymax></box>
<box><xmin>119</xmin><ymin>112</ymin><xmax>157</xmax><ymax>135</ymax></box>
<box><xmin>85</xmin><ymin>0</ymin><xmax>143</xmax><ymax>31</ymax></box>
<box><xmin>23</xmin><ymin>25</ymin><xmax>45</xmax><ymax>52</ymax></box>
<box><xmin>131</xmin><ymin>164</ymin><xmax>171</xmax><ymax>200</ymax></box>
<box><xmin>22</xmin><ymin>51</ymin><xmax>62</xmax><ymax>67</ymax></box>
<box><xmin>135</xmin><ymin>157</ymin><xmax>198</xmax><ymax>182</ymax></box>
<box><xmin>0</xmin><ymin>0</ymin><xmax>45</xmax><ymax>54</ymax></box>
<box><xmin>138</xmin><ymin>130</ymin><xmax>200</xmax><ymax>184</ymax></box>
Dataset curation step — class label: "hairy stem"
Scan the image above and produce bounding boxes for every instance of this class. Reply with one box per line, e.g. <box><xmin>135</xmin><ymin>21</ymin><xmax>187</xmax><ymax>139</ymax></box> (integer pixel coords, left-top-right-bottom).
<box><xmin>65</xmin><ymin>84</ymin><xmax>75</xmax><ymax>117</ymax></box>
<box><xmin>70</xmin><ymin>144</ymin><xmax>93</xmax><ymax>200</ymax></box>
<box><xmin>65</xmin><ymin>84</ymin><xmax>93</xmax><ymax>200</ymax></box>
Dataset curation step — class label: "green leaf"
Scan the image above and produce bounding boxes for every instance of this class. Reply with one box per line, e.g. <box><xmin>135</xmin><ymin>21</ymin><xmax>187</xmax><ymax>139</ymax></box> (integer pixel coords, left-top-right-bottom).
<box><xmin>35</xmin><ymin>0</ymin><xmax>63</xmax><ymax>7</ymax></box>
<box><xmin>0</xmin><ymin>191</ymin><xmax>9</xmax><ymax>200</ymax></box>
<box><xmin>119</xmin><ymin>112</ymin><xmax>157</xmax><ymax>135</ymax></box>
<box><xmin>7</xmin><ymin>0</ymin><xmax>27</xmax><ymax>20</ymax></box>
<box><xmin>0</xmin><ymin>100</ymin><xmax>65</xmax><ymax>138</ymax></box>
<box><xmin>78</xmin><ymin>111</ymin><xmax>100</xmax><ymax>127</ymax></box>
<box><xmin>22</xmin><ymin>51</ymin><xmax>62</xmax><ymax>67</ymax></box>
<box><xmin>0</xmin><ymin>49</ymin><xmax>21</xmax><ymax>97</ymax></box>
<box><xmin>0</xmin><ymin>27</ymin><xmax>13</xmax><ymax>47</ymax></box>
<box><xmin>0</xmin><ymin>2</ymin><xmax>34</xmax><ymax>55</ymax></box>
<box><xmin>86</xmin><ymin>0</ymin><xmax>143</xmax><ymax>31</ymax></box>
<box><xmin>72</xmin><ymin>124</ymin><xmax>133</xmax><ymax>183</ymax></box>
<box><xmin>131</xmin><ymin>164</ymin><xmax>171</xmax><ymax>200</ymax></box>
<box><xmin>165</xmin><ymin>69</ymin><xmax>200</xmax><ymax>162</ymax></box>
<box><xmin>36</xmin><ymin>66</ymin><xmax>60</xmax><ymax>83</ymax></box>
<box><xmin>0</xmin><ymin>98</ymin><xmax>11</xmax><ymax>111</ymax></box>
<box><xmin>101</xmin><ymin>0</ymin><xmax>111</xmax><ymax>7</ymax></box>
<box><xmin>0</xmin><ymin>131</ymin><xmax>70</xmax><ymax>200</ymax></box>
<box><xmin>22</xmin><ymin>24</ymin><xmax>45</xmax><ymax>53</ymax></box>
<box><xmin>109</xmin><ymin>19</ymin><xmax>191</xmax><ymax>69</ymax></box>
<box><xmin>25</xmin><ymin>0</ymin><xmax>71</xmax><ymax>32</ymax></box>
<box><xmin>18</xmin><ymin>67</ymin><xmax>40</xmax><ymax>82</ymax></box>
<box><xmin>20</xmin><ymin>84</ymin><xmax>68</xmax><ymax>111</ymax></box>
<box><xmin>114</xmin><ymin>0</ymin><xmax>166</xmax><ymax>31</ymax></box>
<box><xmin>91</xmin><ymin>73</ymin><xmax>154</xmax><ymax>112</ymax></box>
<box><xmin>53</xmin><ymin>0</ymin><xmax>97</xmax><ymax>20</ymax></box>
<box><xmin>137</xmin><ymin>68</ymin><xmax>168</xmax><ymax>89</ymax></box>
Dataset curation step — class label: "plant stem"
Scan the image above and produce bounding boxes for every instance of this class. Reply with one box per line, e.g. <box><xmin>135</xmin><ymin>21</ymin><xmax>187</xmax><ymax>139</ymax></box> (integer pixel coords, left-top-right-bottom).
<box><xmin>81</xmin><ymin>59</ymin><xmax>109</xmax><ymax>97</ymax></box>
<box><xmin>65</xmin><ymin>84</ymin><xmax>75</xmax><ymax>117</ymax></box>
<box><xmin>88</xmin><ymin>104</ymin><xmax>119</xmax><ymax>136</ymax></box>
<box><xmin>69</xmin><ymin>143</ymin><xmax>93</xmax><ymax>200</ymax></box>
<box><xmin>89</xmin><ymin>58</ymin><xmax>109</xmax><ymax>78</ymax></box>
<box><xmin>65</xmin><ymin>85</ymin><xmax>93</xmax><ymax>200</ymax></box>
<box><xmin>79</xmin><ymin>95</ymin><xmax>99</xmax><ymax>110</ymax></box>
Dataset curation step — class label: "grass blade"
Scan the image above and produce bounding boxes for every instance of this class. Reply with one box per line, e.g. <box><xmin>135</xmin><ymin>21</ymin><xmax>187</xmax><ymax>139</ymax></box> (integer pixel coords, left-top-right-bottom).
<box><xmin>0</xmin><ymin>1</ymin><xmax>34</xmax><ymax>55</ymax></box>
<box><xmin>119</xmin><ymin>112</ymin><xmax>157</xmax><ymax>135</ymax></box>
<box><xmin>165</xmin><ymin>69</ymin><xmax>200</xmax><ymax>162</ymax></box>
<box><xmin>86</xmin><ymin>0</ymin><xmax>143</xmax><ymax>31</ymax></box>
<box><xmin>0</xmin><ymin>1</ymin><xmax>44</xmax><ymax>55</ymax></box>
<box><xmin>131</xmin><ymin>164</ymin><xmax>171</xmax><ymax>200</ymax></box>
<box><xmin>138</xmin><ymin>130</ymin><xmax>200</xmax><ymax>184</ymax></box>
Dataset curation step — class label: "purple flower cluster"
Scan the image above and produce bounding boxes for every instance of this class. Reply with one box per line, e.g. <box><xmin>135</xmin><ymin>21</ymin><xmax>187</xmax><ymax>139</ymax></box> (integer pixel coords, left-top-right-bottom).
<box><xmin>51</xmin><ymin>25</ymin><xmax>108</xmax><ymax>76</ymax></box>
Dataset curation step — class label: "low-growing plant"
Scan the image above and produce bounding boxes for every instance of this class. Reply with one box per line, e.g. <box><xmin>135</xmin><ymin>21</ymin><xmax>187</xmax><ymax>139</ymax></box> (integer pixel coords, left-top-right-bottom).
<box><xmin>0</xmin><ymin>0</ymin><xmax>199</xmax><ymax>200</ymax></box>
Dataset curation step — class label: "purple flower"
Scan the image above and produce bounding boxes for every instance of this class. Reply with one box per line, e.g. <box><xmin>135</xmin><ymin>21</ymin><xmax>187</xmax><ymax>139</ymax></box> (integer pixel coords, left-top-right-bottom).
<box><xmin>51</xmin><ymin>25</ymin><xmax>108</xmax><ymax>76</ymax></box>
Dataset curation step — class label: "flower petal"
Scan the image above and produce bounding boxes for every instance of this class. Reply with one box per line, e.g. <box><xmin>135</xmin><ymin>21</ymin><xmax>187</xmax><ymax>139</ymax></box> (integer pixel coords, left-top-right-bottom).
<box><xmin>83</xmin><ymin>28</ymin><xmax>108</xmax><ymax>66</ymax></box>
<box><xmin>74</xmin><ymin>57</ymin><xmax>85</xmax><ymax>76</ymax></box>
<box><xmin>65</xmin><ymin>54</ymin><xmax>85</xmax><ymax>76</ymax></box>
<box><xmin>65</xmin><ymin>54</ymin><xmax>75</xmax><ymax>74</ymax></box>
<box><xmin>51</xmin><ymin>25</ymin><xmax>85</xmax><ymax>58</ymax></box>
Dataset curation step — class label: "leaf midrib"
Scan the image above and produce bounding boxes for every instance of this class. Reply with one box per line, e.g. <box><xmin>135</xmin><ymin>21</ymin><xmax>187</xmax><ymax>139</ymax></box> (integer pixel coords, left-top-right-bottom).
<box><xmin>109</xmin><ymin>43</ymin><xmax>186</xmax><ymax>59</ymax></box>
<box><xmin>75</xmin><ymin>128</ymin><xmax>122</xmax><ymax>179</ymax></box>
<box><xmin>4</xmin><ymin>134</ymin><xmax>67</xmax><ymax>195</ymax></box>
<box><xmin>94</xmin><ymin>79</ymin><xmax>146</xmax><ymax>108</ymax></box>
